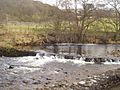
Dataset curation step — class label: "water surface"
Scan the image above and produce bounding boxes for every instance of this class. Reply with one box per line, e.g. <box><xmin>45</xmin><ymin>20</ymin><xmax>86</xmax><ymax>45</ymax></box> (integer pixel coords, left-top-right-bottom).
<box><xmin>46</xmin><ymin>44</ymin><xmax>120</xmax><ymax>58</ymax></box>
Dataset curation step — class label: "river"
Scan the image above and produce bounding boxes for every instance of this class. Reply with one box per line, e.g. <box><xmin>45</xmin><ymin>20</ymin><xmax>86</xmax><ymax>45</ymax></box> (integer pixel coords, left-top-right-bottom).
<box><xmin>0</xmin><ymin>44</ymin><xmax>120</xmax><ymax>90</ymax></box>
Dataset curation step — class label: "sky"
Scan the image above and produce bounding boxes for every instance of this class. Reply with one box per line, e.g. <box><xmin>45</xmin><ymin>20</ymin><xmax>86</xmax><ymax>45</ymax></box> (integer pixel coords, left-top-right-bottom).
<box><xmin>34</xmin><ymin>0</ymin><xmax>106</xmax><ymax>5</ymax></box>
<box><xmin>34</xmin><ymin>0</ymin><xmax>56</xmax><ymax>5</ymax></box>
<box><xmin>33</xmin><ymin>0</ymin><xmax>111</xmax><ymax>9</ymax></box>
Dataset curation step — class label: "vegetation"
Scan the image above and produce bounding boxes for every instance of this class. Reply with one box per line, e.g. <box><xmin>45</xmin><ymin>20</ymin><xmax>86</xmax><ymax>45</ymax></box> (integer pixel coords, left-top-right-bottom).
<box><xmin>0</xmin><ymin>0</ymin><xmax>60</xmax><ymax>22</ymax></box>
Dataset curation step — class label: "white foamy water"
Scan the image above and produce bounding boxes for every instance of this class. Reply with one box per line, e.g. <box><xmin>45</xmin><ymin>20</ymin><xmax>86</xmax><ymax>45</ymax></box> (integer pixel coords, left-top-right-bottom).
<box><xmin>0</xmin><ymin>50</ymin><xmax>120</xmax><ymax>72</ymax></box>
<box><xmin>0</xmin><ymin>55</ymin><xmax>92</xmax><ymax>72</ymax></box>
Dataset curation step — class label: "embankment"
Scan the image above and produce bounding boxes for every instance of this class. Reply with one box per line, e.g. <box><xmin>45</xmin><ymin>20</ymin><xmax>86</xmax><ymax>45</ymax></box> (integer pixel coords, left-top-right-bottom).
<box><xmin>0</xmin><ymin>47</ymin><xmax>36</xmax><ymax>57</ymax></box>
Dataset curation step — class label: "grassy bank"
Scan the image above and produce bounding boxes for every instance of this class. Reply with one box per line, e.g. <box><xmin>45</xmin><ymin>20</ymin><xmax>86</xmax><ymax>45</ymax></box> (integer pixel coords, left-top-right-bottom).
<box><xmin>0</xmin><ymin>23</ymin><xmax>48</xmax><ymax>50</ymax></box>
<box><xmin>0</xmin><ymin>23</ymin><xmax>120</xmax><ymax>51</ymax></box>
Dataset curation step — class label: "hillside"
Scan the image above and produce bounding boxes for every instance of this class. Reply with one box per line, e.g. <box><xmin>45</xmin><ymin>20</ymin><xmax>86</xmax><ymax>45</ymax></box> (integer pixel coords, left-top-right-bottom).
<box><xmin>0</xmin><ymin>0</ymin><xmax>60</xmax><ymax>22</ymax></box>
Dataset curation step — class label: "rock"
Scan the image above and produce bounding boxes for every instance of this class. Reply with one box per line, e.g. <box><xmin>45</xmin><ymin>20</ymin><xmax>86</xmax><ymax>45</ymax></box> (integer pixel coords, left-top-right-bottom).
<box><xmin>45</xmin><ymin>82</ymin><xmax>51</xmax><ymax>85</ymax></box>
<box><xmin>9</xmin><ymin>65</ymin><xmax>14</xmax><ymax>69</ymax></box>
<box><xmin>64</xmin><ymin>55</ymin><xmax>74</xmax><ymax>59</ymax></box>
<box><xmin>55</xmin><ymin>69</ymin><xmax>61</xmax><ymax>72</ymax></box>
<box><xmin>60</xmin><ymin>67</ymin><xmax>63</xmax><ymax>70</ymax></box>
<box><xmin>33</xmin><ymin>80</ymin><xmax>41</xmax><ymax>84</ymax></box>
<box><xmin>94</xmin><ymin>58</ymin><xmax>103</xmax><ymax>64</ymax></box>
<box><xmin>76</xmin><ymin>77</ymin><xmax>80</xmax><ymax>80</ymax></box>
<box><xmin>22</xmin><ymin>80</ymin><xmax>29</xmax><ymax>84</ymax></box>
<box><xmin>64</xmin><ymin>72</ymin><xmax>68</xmax><ymax>74</ymax></box>
<box><xmin>84</xmin><ymin>58</ymin><xmax>93</xmax><ymax>62</ymax></box>
<box><xmin>46</xmin><ymin>78</ymin><xmax>52</xmax><ymax>80</ymax></box>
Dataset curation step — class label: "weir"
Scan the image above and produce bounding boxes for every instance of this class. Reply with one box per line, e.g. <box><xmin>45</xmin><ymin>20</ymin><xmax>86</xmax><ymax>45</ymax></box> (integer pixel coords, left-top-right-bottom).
<box><xmin>45</xmin><ymin>43</ymin><xmax>83</xmax><ymax>55</ymax></box>
<box><xmin>45</xmin><ymin>44</ymin><xmax>120</xmax><ymax>58</ymax></box>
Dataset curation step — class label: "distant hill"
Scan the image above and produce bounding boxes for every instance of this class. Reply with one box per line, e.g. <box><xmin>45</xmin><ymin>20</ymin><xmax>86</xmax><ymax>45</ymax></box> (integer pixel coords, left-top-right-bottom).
<box><xmin>0</xmin><ymin>0</ymin><xmax>61</xmax><ymax>22</ymax></box>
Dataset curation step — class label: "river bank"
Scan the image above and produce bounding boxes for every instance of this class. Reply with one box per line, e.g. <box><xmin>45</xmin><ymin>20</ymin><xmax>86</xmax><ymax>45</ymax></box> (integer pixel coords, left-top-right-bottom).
<box><xmin>0</xmin><ymin>47</ymin><xmax>36</xmax><ymax>57</ymax></box>
<box><xmin>0</xmin><ymin>28</ymin><xmax>120</xmax><ymax>50</ymax></box>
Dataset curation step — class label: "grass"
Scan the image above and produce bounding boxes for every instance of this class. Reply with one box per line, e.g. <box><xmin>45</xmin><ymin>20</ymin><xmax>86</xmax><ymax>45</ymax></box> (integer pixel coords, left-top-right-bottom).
<box><xmin>89</xmin><ymin>18</ymin><xmax>116</xmax><ymax>32</ymax></box>
<box><xmin>2</xmin><ymin>18</ymin><xmax>117</xmax><ymax>33</ymax></box>
<box><xmin>0</xmin><ymin>20</ymin><xmax>119</xmax><ymax>50</ymax></box>
<box><xmin>2</xmin><ymin>23</ymin><xmax>54</xmax><ymax>33</ymax></box>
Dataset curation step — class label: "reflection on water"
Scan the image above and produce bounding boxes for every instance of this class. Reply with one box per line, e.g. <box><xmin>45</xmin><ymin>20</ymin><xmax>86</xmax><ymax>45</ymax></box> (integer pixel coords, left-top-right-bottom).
<box><xmin>46</xmin><ymin>44</ymin><xmax>120</xmax><ymax>58</ymax></box>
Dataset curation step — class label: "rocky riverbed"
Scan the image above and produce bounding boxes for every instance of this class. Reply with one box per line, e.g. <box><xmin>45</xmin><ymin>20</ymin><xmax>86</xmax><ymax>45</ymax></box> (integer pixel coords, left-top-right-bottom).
<box><xmin>0</xmin><ymin>56</ymin><xmax>120</xmax><ymax>90</ymax></box>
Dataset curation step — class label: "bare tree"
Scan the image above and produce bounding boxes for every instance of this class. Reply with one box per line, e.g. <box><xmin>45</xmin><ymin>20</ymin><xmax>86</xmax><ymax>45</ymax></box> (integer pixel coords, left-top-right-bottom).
<box><xmin>57</xmin><ymin>0</ymin><xmax>97</xmax><ymax>43</ymax></box>
<box><xmin>52</xmin><ymin>0</ymin><xmax>63</xmax><ymax>31</ymax></box>
<box><xmin>75</xmin><ymin>0</ymin><xmax>96</xmax><ymax>43</ymax></box>
<box><xmin>106</xmin><ymin>0</ymin><xmax>120</xmax><ymax>42</ymax></box>
<box><xmin>74</xmin><ymin>0</ymin><xmax>79</xmax><ymax>31</ymax></box>
<box><xmin>58</xmin><ymin>0</ymin><xmax>73</xmax><ymax>31</ymax></box>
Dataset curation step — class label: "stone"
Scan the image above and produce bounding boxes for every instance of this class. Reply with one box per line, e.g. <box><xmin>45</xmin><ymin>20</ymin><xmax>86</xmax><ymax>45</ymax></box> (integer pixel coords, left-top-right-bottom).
<box><xmin>9</xmin><ymin>65</ymin><xmax>14</xmax><ymax>69</ymax></box>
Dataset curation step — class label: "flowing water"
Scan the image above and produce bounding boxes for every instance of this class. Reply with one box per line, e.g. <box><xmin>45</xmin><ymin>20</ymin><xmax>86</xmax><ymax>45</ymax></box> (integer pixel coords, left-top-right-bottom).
<box><xmin>0</xmin><ymin>44</ymin><xmax>120</xmax><ymax>90</ymax></box>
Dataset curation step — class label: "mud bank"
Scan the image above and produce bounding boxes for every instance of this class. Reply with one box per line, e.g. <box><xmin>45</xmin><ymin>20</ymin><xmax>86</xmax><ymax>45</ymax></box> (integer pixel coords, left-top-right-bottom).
<box><xmin>0</xmin><ymin>47</ymin><xmax>36</xmax><ymax>57</ymax></box>
<box><xmin>40</xmin><ymin>68</ymin><xmax>120</xmax><ymax>90</ymax></box>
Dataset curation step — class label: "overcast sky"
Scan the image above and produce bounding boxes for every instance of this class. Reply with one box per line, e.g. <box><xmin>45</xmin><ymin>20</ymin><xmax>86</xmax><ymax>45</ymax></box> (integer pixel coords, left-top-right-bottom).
<box><xmin>34</xmin><ymin>0</ymin><xmax>106</xmax><ymax>5</ymax></box>
<box><xmin>34</xmin><ymin>0</ymin><xmax>56</xmax><ymax>5</ymax></box>
<box><xmin>33</xmin><ymin>0</ymin><xmax>110</xmax><ymax>9</ymax></box>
